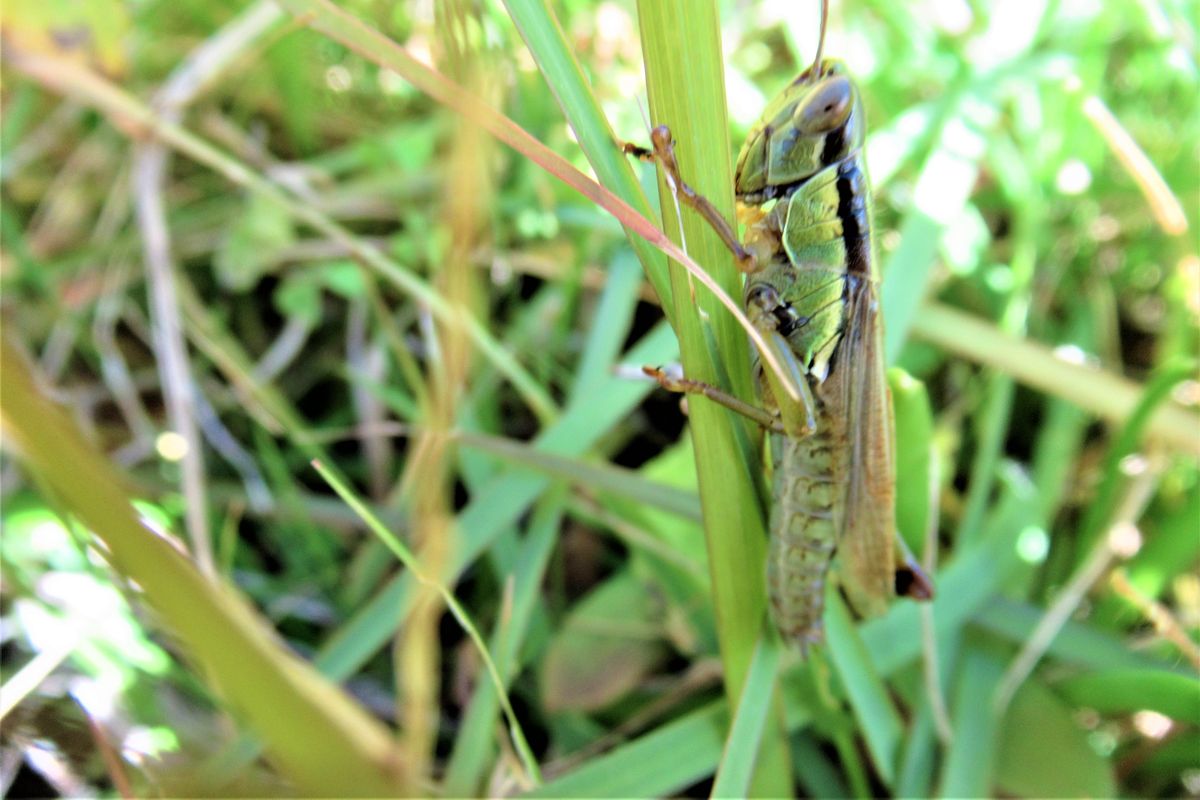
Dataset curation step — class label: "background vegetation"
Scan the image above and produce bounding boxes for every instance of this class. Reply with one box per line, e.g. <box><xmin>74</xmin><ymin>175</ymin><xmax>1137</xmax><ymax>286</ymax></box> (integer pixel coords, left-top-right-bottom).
<box><xmin>1</xmin><ymin>0</ymin><xmax>1197</xmax><ymax>797</ymax></box>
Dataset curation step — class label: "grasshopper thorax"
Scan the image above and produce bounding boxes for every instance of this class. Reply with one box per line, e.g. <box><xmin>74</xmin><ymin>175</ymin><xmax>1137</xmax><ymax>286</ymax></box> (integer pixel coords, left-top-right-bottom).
<box><xmin>734</xmin><ymin>60</ymin><xmax>865</xmax><ymax>202</ymax></box>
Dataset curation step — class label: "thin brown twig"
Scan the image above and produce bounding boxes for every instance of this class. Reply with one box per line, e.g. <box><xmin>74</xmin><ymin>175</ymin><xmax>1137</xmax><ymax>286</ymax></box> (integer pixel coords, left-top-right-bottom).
<box><xmin>1110</xmin><ymin>568</ymin><xmax>1200</xmax><ymax>670</ymax></box>
<box><xmin>1081</xmin><ymin>94</ymin><xmax>1188</xmax><ymax>236</ymax></box>
<box><xmin>271</xmin><ymin>0</ymin><xmax>802</xmax><ymax>408</ymax></box>
<box><xmin>83</xmin><ymin>713</ymin><xmax>134</xmax><ymax>800</ymax></box>
<box><xmin>131</xmin><ymin>0</ymin><xmax>286</xmax><ymax>575</ymax></box>
<box><xmin>992</xmin><ymin>461</ymin><xmax>1162</xmax><ymax>715</ymax></box>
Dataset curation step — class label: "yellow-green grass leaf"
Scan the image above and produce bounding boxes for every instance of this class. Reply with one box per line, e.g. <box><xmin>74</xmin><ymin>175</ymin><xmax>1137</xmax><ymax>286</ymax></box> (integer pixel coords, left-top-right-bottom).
<box><xmin>0</xmin><ymin>336</ymin><xmax>402</xmax><ymax>798</ymax></box>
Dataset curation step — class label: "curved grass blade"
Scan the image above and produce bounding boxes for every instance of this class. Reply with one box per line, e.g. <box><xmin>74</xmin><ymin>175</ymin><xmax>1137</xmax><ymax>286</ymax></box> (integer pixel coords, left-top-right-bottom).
<box><xmin>311</xmin><ymin>459</ymin><xmax>542</xmax><ymax>786</ymax></box>
<box><xmin>825</xmin><ymin>593</ymin><xmax>903</xmax><ymax>787</ymax></box>
<box><xmin>912</xmin><ymin>304</ymin><xmax>1199</xmax><ymax>456</ymax></box>
<box><xmin>502</xmin><ymin>0</ymin><xmax>670</xmax><ymax>303</ymax></box>
<box><xmin>443</xmin><ymin>494</ymin><xmax>563</xmax><ymax>796</ymax></box>
<box><xmin>272</xmin><ymin>0</ymin><xmax>806</xmax><ymax>437</ymax></box>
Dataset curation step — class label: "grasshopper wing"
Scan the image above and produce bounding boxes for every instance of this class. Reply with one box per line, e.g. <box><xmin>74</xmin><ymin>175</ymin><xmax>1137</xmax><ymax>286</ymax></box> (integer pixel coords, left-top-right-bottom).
<box><xmin>828</xmin><ymin>274</ymin><xmax>895</xmax><ymax>618</ymax></box>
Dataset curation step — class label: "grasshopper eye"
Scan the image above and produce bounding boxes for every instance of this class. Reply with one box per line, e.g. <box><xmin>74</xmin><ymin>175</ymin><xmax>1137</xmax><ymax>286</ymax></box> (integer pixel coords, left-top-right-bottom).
<box><xmin>793</xmin><ymin>76</ymin><xmax>853</xmax><ymax>135</ymax></box>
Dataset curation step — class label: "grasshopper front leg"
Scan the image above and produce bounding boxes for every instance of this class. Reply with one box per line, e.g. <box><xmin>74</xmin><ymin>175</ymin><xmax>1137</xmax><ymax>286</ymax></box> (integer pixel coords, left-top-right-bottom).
<box><xmin>623</xmin><ymin>125</ymin><xmax>757</xmax><ymax>274</ymax></box>
<box><xmin>626</xmin><ymin>125</ymin><xmax>819</xmax><ymax>437</ymax></box>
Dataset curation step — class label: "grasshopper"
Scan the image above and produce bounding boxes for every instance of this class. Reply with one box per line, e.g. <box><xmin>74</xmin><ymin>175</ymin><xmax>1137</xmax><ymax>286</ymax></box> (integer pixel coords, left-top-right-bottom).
<box><xmin>629</xmin><ymin>2</ymin><xmax>932</xmax><ymax>650</ymax></box>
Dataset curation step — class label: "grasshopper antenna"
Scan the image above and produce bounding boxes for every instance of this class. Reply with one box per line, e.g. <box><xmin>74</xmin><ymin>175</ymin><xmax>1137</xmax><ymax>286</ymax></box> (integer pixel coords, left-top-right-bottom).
<box><xmin>809</xmin><ymin>0</ymin><xmax>829</xmax><ymax>82</ymax></box>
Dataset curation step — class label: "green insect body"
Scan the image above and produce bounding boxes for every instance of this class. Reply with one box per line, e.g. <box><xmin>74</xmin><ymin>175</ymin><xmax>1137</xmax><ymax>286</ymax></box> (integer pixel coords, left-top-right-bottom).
<box><xmin>735</xmin><ymin>60</ymin><xmax>896</xmax><ymax>647</ymax></box>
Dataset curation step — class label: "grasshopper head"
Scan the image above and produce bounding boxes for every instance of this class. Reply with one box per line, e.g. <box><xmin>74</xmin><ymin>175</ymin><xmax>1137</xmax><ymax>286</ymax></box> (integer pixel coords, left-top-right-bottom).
<box><xmin>734</xmin><ymin>60</ymin><xmax>865</xmax><ymax>200</ymax></box>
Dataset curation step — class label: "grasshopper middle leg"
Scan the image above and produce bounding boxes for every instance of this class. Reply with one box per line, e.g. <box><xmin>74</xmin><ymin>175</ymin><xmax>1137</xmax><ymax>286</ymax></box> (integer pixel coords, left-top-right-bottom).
<box><xmin>643</xmin><ymin>365</ymin><xmax>787</xmax><ymax>435</ymax></box>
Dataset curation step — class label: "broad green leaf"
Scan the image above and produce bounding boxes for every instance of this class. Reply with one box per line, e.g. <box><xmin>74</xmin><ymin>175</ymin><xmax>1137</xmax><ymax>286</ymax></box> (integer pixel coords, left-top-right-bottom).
<box><xmin>541</xmin><ymin>569</ymin><xmax>667</xmax><ymax>713</ymax></box>
<box><xmin>996</xmin><ymin>679</ymin><xmax>1116</xmax><ymax>799</ymax></box>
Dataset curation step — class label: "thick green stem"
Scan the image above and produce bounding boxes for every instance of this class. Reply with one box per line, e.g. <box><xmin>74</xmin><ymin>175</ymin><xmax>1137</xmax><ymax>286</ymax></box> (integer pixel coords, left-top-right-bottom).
<box><xmin>636</xmin><ymin>2</ymin><xmax>792</xmax><ymax>795</ymax></box>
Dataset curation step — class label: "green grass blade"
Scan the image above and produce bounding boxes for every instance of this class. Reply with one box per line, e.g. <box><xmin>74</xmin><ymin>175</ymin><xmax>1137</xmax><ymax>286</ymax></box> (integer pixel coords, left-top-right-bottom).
<box><xmin>569</xmin><ymin>251</ymin><xmax>645</xmax><ymax>402</ymax></box>
<box><xmin>790</xmin><ymin>731</ymin><xmax>850</xmax><ymax>798</ymax></box>
<box><xmin>711</xmin><ymin>631</ymin><xmax>782</xmax><ymax>798</ymax></box>
<box><xmin>455</xmin><ymin>431</ymin><xmax>701</xmax><ymax>521</ymax></box>
<box><xmin>502</xmin><ymin>0</ymin><xmax>672</xmax><ymax>307</ymax></box>
<box><xmin>635</xmin><ymin>2</ymin><xmax>790</xmax><ymax>795</ymax></box>
<box><xmin>938</xmin><ymin>641</ymin><xmax>1005</xmax><ymax>798</ymax></box>
<box><xmin>1075</xmin><ymin>358</ymin><xmax>1199</xmax><ymax>556</ymax></box>
<box><xmin>825</xmin><ymin>595</ymin><xmax>904</xmax><ymax>787</ymax></box>
<box><xmin>890</xmin><ymin>368</ymin><xmax>935</xmax><ymax>558</ymax></box>
<box><xmin>443</xmin><ymin>494</ymin><xmax>564</xmax><ymax>796</ymax></box>
<box><xmin>882</xmin><ymin>92</ymin><xmax>996</xmax><ymax>363</ymax></box>
<box><xmin>521</xmin><ymin>702</ymin><xmax>727</xmax><ymax>799</ymax></box>
<box><xmin>635</xmin><ymin>0</ymin><xmax>766</xmax><ymax>695</ymax></box>
<box><xmin>973</xmin><ymin>597</ymin><xmax>1181</xmax><ymax>672</ymax></box>
<box><xmin>895</xmin><ymin>696</ymin><xmax>943</xmax><ymax>799</ymax></box>
<box><xmin>1055</xmin><ymin>669</ymin><xmax>1200</xmax><ymax>726</ymax></box>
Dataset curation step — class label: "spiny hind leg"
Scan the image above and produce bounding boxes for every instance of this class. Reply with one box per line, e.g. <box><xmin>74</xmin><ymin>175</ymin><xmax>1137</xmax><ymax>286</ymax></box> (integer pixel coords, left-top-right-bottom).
<box><xmin>622</xmin><ymin>126</ymin><xmax>757</xmax><ymax>273</ymax></box>
<box><xmin>642</xmin><ymin>366</ymin><xmax>785</xmax><ymax>434</ymax></box>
